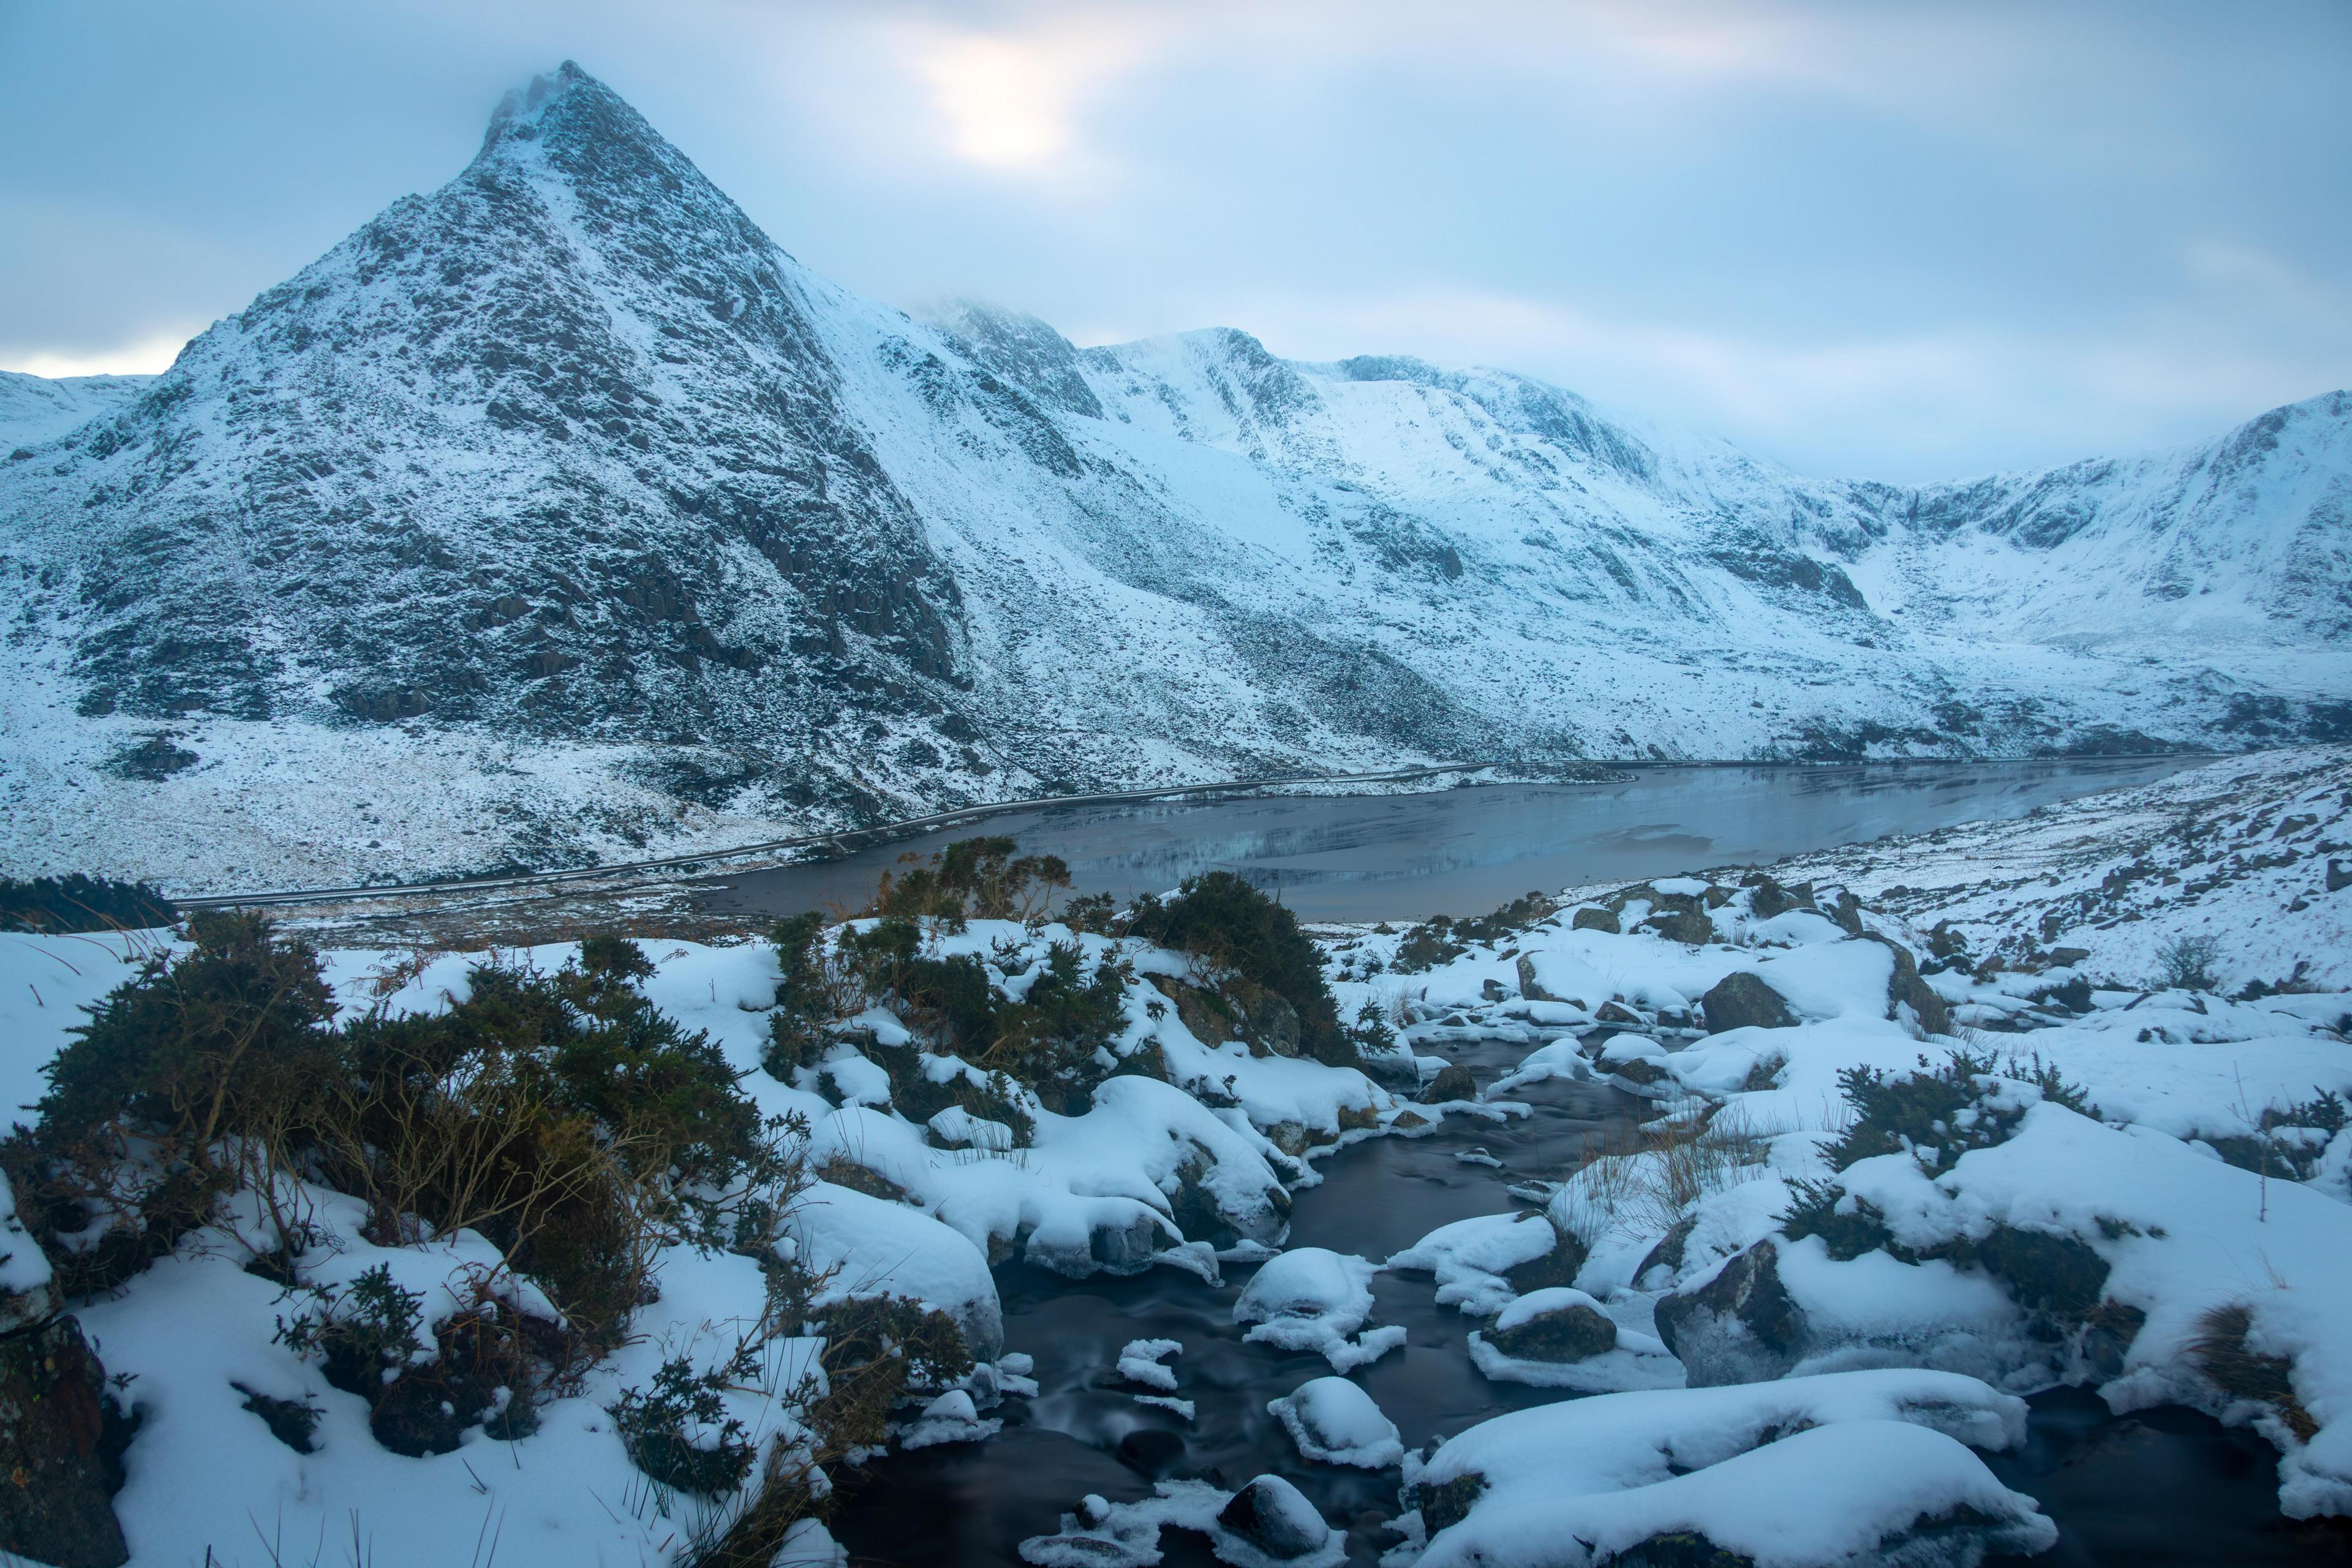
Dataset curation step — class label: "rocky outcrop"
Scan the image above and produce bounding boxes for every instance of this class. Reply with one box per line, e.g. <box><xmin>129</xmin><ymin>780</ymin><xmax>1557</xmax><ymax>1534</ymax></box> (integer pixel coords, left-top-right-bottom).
<box><xmin>1698</xmin><ymin>971</ymin><xmax>1797</xmax><ymax>1032</ymax></box>
<box><xmin>1215</xmin><ymin>1476</ymin><xmax>1330</xmax><ymax>1561</ymax></box>
<box><xmin>1483</xmin><ymin>1292</ymin><xmax>1618</xmax><ymax>1362</ymax></box>
<box><xmin>1653</xmin><ymin>1238</ymin><xmax>1807</xmax><ymax>1387</ymax></box>
<box><xmin>0</xmin><ymin>1314</ymin><xmax>132</xmax><ymax>1568</ymax></box>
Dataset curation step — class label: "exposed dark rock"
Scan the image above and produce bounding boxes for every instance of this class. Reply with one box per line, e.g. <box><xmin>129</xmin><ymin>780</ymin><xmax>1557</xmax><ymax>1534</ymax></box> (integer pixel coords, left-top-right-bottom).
<box><xmin>1635</xmin><ymin>1214</ymin><xmax>1700</xmax><ymax>1284</ymax></box>
<box><xmin>1216</xmin><ymin>1475</ymin><xmax>1329</xmax><ymax>1560</ymax></box>
<box><xmin>1654</xmin><ymin>1238</ymin><xmax>1806</xmax><ymax>1386</ymax></box>
<box><xmin>1484</xmin><ymin>1299</ymin><xmax>1618</xmax><ymax>1362</ymax></box>
<box><xmin>0</xmin><ymin>1315</ymin><xmax>132</xmax><ymax>1568</ymax></box>
<box><xmin>1421</xmin><ymin>1064</ymin><xmax>1479</xmax><ymax>1104</ymax></box>
<box><xmin>1643</xmin><ymin>909</ymin><xmax>1716</xmax><ymax>945</ymax></box>
<box><xmin>1698</xmin><ymin>972</ymin><xmax>1797</xmax><ymax>1032</ymax></box>
<box><xmin>1868</xmin><ymin>937</ymin><xmax>1954</xmax><ymax>1035</ymax></box>
<box><xmin>1572</xmin><ymin>908</ymin><xmax>1621</xmax><ymax>934</ymax></box>
<box><xmin>1745</xmin><ymin>875</ymin><xmax>1800</xmax><ymax>921</ymax></box>
<box><xmin>1501</xmin><ymin>1219</ymin><xmax>1589</xmax><ymax>1294</ymax></box>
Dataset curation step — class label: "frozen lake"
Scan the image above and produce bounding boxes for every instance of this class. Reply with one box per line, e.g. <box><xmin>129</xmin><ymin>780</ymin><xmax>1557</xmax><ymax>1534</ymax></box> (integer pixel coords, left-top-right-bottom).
<box><xmin>699</xmin><ymin>755</ymin><xmax>2197</xmax><ymax>925</ymax></box>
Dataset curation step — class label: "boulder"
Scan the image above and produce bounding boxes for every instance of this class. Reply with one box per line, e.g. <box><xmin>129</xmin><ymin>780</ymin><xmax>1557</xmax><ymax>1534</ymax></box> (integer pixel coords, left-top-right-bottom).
<box><xmin>1483</xmin><ymin>1288</ymin><xmax>1618</xmax><ymax>1362</ymax></box>
<box><xmin>1653</xmin><ymin>1238</ymin><xmax>1807</xmax><ymax>1387</ymax></box>
<box><xmin>1869</xmin><ymin>937</ymin><xmax>1954</xmax><ymax>1036</ymax></box>
<box><xmin>1216</xmin><ymin>1476</ymin><xmax>1331</xmax><ymax>1561</ymax></box>
<box><xmin>1697</xmin><ymin>972</ymin><xmax>1796</xmax><ymax>1032</ymax></box>
<box><xmin>1743</xmin><ymin>874</ymin><xmax>1800</xmax><ymax>919</ymax></box>
<box><xmin>1421</xmin><ymin>1063</ymin><xmax>1479</xmax><ymax>1104</ymax></box>
<box><xmin>1267</xmin><ymin>1376</ymin><xmax>1404</xmax><ymax>1469</ymax></box>
<box><xmin>1571</xmin><ymin>907</ymin><xmax>1620</xmax><ymax>933</ymax></box>
<box><xmin>1642</xmin><ymin>909</ymin><xmax>1715</xmax><ymax>945</ymax></box>
<box><xmin>1501</xmin><ymin>1218</ymin><xmax>1589</xmax><ymax>1294</ymax></box>
<box><xmin>0</xmin><ymin>1316</ymin><xmax>131</xmax><ymax>1568</ymax></box>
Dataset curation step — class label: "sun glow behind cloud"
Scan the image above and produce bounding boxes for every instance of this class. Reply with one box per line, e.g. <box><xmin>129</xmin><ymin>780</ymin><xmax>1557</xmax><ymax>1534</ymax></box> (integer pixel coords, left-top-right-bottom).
<box><xmin>907</xmin><ymin>18</ymin><xmax>1153</xmax><ymax>177</ymax></box>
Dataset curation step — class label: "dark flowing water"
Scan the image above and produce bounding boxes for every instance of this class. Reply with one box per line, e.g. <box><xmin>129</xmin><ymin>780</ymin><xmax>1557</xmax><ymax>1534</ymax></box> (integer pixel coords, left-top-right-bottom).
<box><xmin>828</xmin><ymin>1030</ymin><xmax>2340</xmax><ymax>1568</ymax></box>
<box><xmin>700</xmin><ymin>757</ymin><xmax>2195</xmax><ymax>926</ymax></box>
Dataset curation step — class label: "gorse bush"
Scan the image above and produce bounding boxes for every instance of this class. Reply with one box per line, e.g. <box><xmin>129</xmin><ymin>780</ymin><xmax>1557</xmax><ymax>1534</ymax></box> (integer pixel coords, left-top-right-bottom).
<box><xmin>1126</xmin><ymin>871</ymin><xmax>1352</xmax><ymax>1066</ymax></box>
<box><xmin>2154</xmin><ymin>933</ymin><xmax>2223</xmax><ymax>993</ymax></box>
<box><xmin>867</xmin><ymin>835</ymin><xmax>1073</xmax><ymax>930</ymax></box>
<box><xmin>10</xmin><ymin>915</ymin><xmax>805</xmax><ymax>1423</ymax></box>
<box><xmin>0</xmin><ymin>873</ymin><xmax>179</xmax><ymax>934</ymax></box>
<box><xmin>13</xmin><ymin>910</ymin><xmax>339</xmax><ymax>1290</ymax></box>
<box><xmin>609</xmin><ymin>1350</ymin><xmax>762</xmax><ymax>1498</ymax></box>
<box><xmin>1815</xmin><ymin>1047</ymin><xmax>2094</xmax><ymax>1177</ymax></box>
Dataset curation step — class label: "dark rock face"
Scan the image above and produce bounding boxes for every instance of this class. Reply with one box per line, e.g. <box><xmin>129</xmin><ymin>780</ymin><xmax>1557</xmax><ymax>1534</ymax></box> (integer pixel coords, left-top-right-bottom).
<box><xmin>1654</xmin><ymin>1238</ymin><xmax>1807</xmax><ymax>1387</ymax></box>
<box><xmin>1421</xmin><ymin>1063</ymin><xmax>1479</xmax><ymax>1103</ymax></box>
<box><xmin>1698</xmin><ymin>972</ymin><xmax>1798</xmax><ymax>1032</ymax></box>
<box><xmin>1501</xmin><ymin>1219</ymin><xmax>1589</xmax><ymax>1294</ymax></box>
<box><xmin>1643</xmin><ymin>909</ymin><xmax>1716</xmax><ymax>944</ymax></box>
<box><xmin>1746</xmin><ymin>876</ymin><xmax>1800</xmax><ymax>921</ymax></box>
<box><xmin>1869</xmin><ymin>937</ymin><xmax>1954</xmax><ymax>1035</ymax></box>
<box><xmin>0</xmin><ymin>1316</ymin><xmax>131</xmax><ymax>1568</ymax></box>
<box><xmin>1216</xmin><ymin>1475</ymin><xmax>1329</xmax><ymax>1560</ymax></box>
<box><xmin>1485</xmin><ymin>1300</ymin><xmax>1618</xmax><ymax>1362</ymax></box>
<box><xmin>1572</xmin><ymin>908</ymin><xmax>1622</xmax><ymax>934</ymax></box>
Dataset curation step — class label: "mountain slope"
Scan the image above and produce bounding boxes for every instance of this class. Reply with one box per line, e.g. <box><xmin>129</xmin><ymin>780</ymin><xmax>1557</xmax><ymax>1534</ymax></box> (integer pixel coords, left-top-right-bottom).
<box><xmin>0</xmin><ymin>370</ymin><xmax>153</xmax><ymax>450</ymax></box>
<box><xmin>1</xmin><ymin>63</ymin><xmax>2344</xmax><ymax>890</ymax></box>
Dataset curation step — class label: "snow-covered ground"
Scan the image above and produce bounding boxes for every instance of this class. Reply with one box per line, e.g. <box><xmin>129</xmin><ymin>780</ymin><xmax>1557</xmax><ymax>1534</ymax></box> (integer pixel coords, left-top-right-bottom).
<box><xmin>6</xmin><ymin>745</ymin><xmax>2349</xmax><ymax>1566</ymax></box>
<box><xmin>1318</xmin><ymin>745</ymin><xmax>2352</xmax><ymax>1559</ymax></box>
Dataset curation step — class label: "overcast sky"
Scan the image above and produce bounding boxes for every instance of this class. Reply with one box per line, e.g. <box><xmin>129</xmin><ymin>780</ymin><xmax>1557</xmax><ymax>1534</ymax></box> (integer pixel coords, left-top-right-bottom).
<box><xmin>2</xmin><ymin>0</ymin><xmax>2346</xmax><ymax>482</ymax></box>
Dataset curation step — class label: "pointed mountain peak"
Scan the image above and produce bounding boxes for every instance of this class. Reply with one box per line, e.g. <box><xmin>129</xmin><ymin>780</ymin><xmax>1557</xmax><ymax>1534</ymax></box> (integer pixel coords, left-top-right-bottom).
<box><xmin>477</xmin><ymin>61</ymin><xmax>625</xmax><ymax>157</ymax></box>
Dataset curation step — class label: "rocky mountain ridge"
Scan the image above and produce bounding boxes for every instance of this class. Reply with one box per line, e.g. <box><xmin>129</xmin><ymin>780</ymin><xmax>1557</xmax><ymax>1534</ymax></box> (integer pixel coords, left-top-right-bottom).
<box><xmin>1</xmin><ymin>62</ymin><xmax>2344</xmax><ymax>888</ymax></box>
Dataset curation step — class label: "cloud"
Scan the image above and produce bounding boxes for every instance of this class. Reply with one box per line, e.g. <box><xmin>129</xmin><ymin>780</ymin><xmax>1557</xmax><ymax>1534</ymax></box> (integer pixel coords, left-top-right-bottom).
<box><xmin>1158</xmin><ymin>282</ymin><xmax>2348</xmax><ymax>481</ymax></box>
<box><xmin>0</xmin><ymin>326</ymin><xmax>198</xmax><ymax>379</ymax></box>
<box><xmin>897</xmin><ymin>11</ymin><xmax>1161</xmax><ymax>179</ymax></box>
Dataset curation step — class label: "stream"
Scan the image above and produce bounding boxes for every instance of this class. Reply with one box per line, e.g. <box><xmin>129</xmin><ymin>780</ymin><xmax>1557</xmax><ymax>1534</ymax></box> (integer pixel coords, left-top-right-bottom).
<box><xmin>827</xmin><ymin>1031</ymin><xmax>2345</xmax><ymax>1567</ymax></box>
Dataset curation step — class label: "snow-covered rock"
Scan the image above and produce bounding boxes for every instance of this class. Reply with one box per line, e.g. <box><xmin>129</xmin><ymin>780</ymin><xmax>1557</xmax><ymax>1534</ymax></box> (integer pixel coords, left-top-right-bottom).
<box><xmin>1234</xmin><ymin>1247</ymin><xmax>1403</xmax><ymax>1370</ymax></box>
<box><xmin>1402</xmin><ymin>1370</ymin><xmax>2054</xmax><ymax>1568</ymax></box>
<box><xmin>1267</xmin><ymin>1376</ymin><xmax>1404</xmax><ymax>1469</ymax></box>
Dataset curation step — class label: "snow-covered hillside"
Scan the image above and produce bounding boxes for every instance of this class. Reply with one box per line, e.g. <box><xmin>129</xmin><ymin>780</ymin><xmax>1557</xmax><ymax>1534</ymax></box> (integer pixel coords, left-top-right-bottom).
<box><xmin>1</xmin><ymin>62</ymin><xmax>2344</xmax><ymax>890</ymax></box>
<box><xmin>0</xmin><ymin>371</ymin><xmax>153</xmax><ymax>450</ymax></box>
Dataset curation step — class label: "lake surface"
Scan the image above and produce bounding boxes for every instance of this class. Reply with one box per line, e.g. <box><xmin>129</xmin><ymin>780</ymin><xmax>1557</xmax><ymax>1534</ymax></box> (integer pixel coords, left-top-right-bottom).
<box><xmin>699</xmin><ymin>756</ymin><xmax>2196</xmax><ymax>925</ymax></box>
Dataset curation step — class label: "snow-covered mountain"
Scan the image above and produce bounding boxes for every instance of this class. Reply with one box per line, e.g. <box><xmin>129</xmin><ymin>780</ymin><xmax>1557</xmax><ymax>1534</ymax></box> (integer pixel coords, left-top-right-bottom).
<box><xmin>0</xmin><ymin>371</ymin><xmax>153</xmax><ymax>450</ymax></box>
<box><xmin>1</xmin><ymin>63</ymin><xmax>2345</xmax><ymax>889</ymax></box>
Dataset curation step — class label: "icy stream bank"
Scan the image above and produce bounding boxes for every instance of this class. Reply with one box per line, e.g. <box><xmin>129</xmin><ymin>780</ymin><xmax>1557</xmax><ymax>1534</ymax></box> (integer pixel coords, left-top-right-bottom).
<box><xmin>829</xmin><ymin>1033</ymin><xmax>2341</xmax><ymax>1566</ymax></box>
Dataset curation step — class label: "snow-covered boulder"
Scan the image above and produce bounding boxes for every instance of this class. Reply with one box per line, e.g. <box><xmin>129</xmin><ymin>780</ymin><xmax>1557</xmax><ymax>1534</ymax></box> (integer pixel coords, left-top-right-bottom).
<box><xmin>1234</xmin><ymin>1248</ymin><xmax>1404</xmax><ymax>1371</ymax></box>
<box><xmin>1268</xmin><ymin>1376</ymin><xmax>1404</xmax><ymax>1469</ymax></box>
<box><xmin>1403</xmin><ymin>1369</ymin><xmax>2053</xmax><ymax>1568</ymax></box>
<box><xmin>1216</xmin><ymin>1474</ymin><xmax>1341</xmax><ymax>1563</ymax></box>
<box><xmin>1388</xmin><ymin>1212</ymin><xmax>1586</xmax><ymax>1317</ymax></box>
<box><xmin>785</xmin><ymin>1180</ymin><xmax>1005</xmax><ymax>1360</ymax></box>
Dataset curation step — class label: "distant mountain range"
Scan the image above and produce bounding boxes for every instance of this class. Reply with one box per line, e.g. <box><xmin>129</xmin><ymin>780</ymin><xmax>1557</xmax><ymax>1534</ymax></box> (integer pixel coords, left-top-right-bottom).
<box><xmin>2</xmin><ymin>62</ymin><xmax>2345</xmax><ymax>890</ymax></box>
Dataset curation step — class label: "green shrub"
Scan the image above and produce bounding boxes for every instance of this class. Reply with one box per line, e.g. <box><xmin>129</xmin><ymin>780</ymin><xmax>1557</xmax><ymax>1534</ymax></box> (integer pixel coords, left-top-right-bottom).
<box><xmin>2154</xmin><ymin>933</ymin><xmax>2222</xmax><ymax>992</ymax></box>
<box><xmin>981</xmin><ymin>941</ymin><xmax>1136</xmax><ymax>1114</ymax></box>
<box><xmin>21</xmin><ymin>917</ymin><xmax>800</xmax><ymax>1359</ymax></box>
<box><xmin>0</xmin><ymin>873</ymin><xmax>179</xmax><ymax>934</ymax></box>
<box><xmin>865</xmin><ymin>836</ymin><xmax>1075</xmax><ymax>930</ymax></box>
<box><xmin>766</xmin><ymin>913</ymin><xmax>832</xmax><ymax>1077</ymax></box>
<box><xmin>1125</xmin><ymin>872</ymin><xmax>1346</xmax><ymax>1062</ymax></box>
<box><xmin>13</xmin><ymin>911</ymin><xmax>338</xmax><ymax>1291</ymax></box>
<box><xmin>1820</xmin><ymin>1048</ymin><xmax>2092</xmax><ymax>1176</ymax></box>
<box><xmin>610</xmin><ymin>1350</ymin><xmax>761</xmax><ymax>1497</ymax></box>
